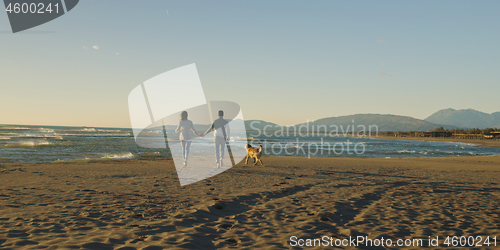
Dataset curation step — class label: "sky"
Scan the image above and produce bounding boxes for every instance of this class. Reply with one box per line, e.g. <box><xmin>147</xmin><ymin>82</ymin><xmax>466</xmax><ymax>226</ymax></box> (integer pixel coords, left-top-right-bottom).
<box><xmin>1</xmin><ymin>0</ymin><xmax>499</xmax><ymax>127</ymax></box>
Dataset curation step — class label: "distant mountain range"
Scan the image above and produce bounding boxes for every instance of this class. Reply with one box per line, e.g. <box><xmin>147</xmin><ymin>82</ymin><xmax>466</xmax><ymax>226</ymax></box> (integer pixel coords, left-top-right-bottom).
<box><xmin>299</xmin><ymin>114</ymin><xmax>456</xmax><ymax>132</ymax></box>
<box><xmin>163</xmin><ymin>108</ymin><xmax>499</xmax><ymax>134</ymax></box>
<box><xmin>425</xmin><ymin>108</ymin><xmax>500</xmax><ymax>129</ymax></box>
<box><xmin>244</xmin><ymin>120</ymin><xmax>282</xmax><ymax>131</ymax></box>
<box><xmin>245</xmin><ymin>114</ymin><xmax>456</xmax><ymax>132</ymax></box>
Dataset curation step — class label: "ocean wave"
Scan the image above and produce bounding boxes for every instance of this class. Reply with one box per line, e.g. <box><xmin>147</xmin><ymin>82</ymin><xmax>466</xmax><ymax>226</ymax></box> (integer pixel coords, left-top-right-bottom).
<box><xmin>418</xmin><ymin>151</ymin><xmax>433</xmax><ymax>155</ymax></box>
<box><xmin>40</xmin><ymin>134</ymin><xmax>64</xmax><ymax>139</ymax></box>
<box><xmin>58</xmin><ymin>133</ymin><xmax>131</xmax><ymax>137</ymax></box>
<box><xmin>102</xmin><ymin>152</ymin><xmax>135</xmax><ymax>159</ymax></box>
<box><xmin>141</xmin><ymin>130</ymin><xmax>164</xmax><ymax>134</ymax></box>
<box><xmin>94</xmin><ymin>133</ymin><xmax>131</xmax><ymax>137</ymax></box>
<box><xmin>0</xmin><ymin>132</ymin><xmax>17</xmax><ymax>135</ymax></box>
<box><xmin>53</xmin><ymin>158</ymin><xmax>92</xmax><ymax>163</ymax></box>
<box><xmin>28</xmin><ymin>134</ymin><xmax>62</xmax><ymax>138</ymax></box>
<box><xmin>77</xmin><ymin>128</ymin><xmax>96</xmax><ymax>132</ymax></box>
<box><xmin>236</xmin><ymin>136</ymin><xmax>252</xmax><ymax>141</ymax></box>
<box><xmin>53</xmin><ymin>152</ymin><xmax>136</xmax><ymax>162</ymax></box>
<box><xmin>228</xmin><ymin>138</ymin><xmax>240</xmax><ymax>143</ymax></box>
<box><xmin>396</xmin><ymin>150</ymin><xmax>416</xmax><ymax>154</ymax></box>
<box><xmin>139</xmin><ymin>152</ymin><xmax>162</xmax><ymax>157</ymax></box>
<box><xmin>17</xmin><ymin>134</ymin><xmax>41</xmax><ymax>138</ymax></box>
<box><xmin>97</xmin><ymin>129</ymin><xmax>123</xmax><ymax>132</ymax></box>
<box><xmin>473</xmin><ymin>152</ymin><xmax>492</xmax><ymax>156</ymax></box>
<box><xmin>8</xmin><ymin>134</ymin><xmax>63</xmax><ymax>139</ymax></box>
<box><xmin>449</xmin><ymin>141</ymin><xmax>477</xmax><ymax>147</ymax></box>
<box><xmin>0</xmin><ymin>126</ymin><xmax>30</xmax><ymax>130</ymax></box>
<box><xmin>0</xmin><ymin>137</ymin><xmax>11</xmax><ymax>140</ymax></box>
<box><xmin>62</xmin><ymin>128</ymin><xmax>124</xmax><ymax>133</ymax></box>
<box><xmin>0</xmin><ymin>158</ymin><xmax>13</xmax><ymax>163</ymax></box>
<box><xmin>5</xmin><ymin>140</ymin><xmax>54</xmax><ymax>148</ymax></box>
<box><xmin>37</xmin><ymin>128</ymin><xmax>55</xmax><ymax>133</ymax></box>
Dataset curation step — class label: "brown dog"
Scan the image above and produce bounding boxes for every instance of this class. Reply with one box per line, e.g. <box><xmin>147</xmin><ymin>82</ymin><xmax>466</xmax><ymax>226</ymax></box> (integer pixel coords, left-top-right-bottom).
<box><xmin>244</xmin><ymin>144</ymin><xmax>264</xmax><ymax>166</ymax></box>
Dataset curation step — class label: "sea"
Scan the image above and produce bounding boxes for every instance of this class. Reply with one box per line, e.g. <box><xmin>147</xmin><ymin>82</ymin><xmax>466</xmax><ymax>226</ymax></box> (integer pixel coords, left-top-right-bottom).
<box><xmin>0</xmin><ymin>124</ymin><xmax>499</xmax><ymax>164</ymax></box>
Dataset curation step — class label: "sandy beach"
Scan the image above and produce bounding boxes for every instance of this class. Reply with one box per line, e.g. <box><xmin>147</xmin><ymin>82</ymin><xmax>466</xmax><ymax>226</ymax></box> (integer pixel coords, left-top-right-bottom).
<box><xmin>3</xmin><ymin>0</ymin><xmax>500</xmax><ymax>248</ymax></box>
<box><xmin>1</xmin><ymin>154</ymin><xmax>500</xmax><ymax>249</ymax></box>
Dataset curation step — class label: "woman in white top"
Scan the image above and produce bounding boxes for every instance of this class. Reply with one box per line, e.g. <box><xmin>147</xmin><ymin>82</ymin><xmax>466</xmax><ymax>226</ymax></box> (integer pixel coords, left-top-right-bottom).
<box><xmin>175</xmin><ymin>111</ymin><xmax>200</xmax><ymax>166</ymax></box>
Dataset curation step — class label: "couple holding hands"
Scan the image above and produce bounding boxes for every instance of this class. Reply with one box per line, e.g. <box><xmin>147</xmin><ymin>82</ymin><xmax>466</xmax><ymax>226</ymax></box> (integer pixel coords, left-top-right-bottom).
<box><xmin>175</xmin><ymin>110</ymin><xmax>230</xmax><ymax>168</ymax></box>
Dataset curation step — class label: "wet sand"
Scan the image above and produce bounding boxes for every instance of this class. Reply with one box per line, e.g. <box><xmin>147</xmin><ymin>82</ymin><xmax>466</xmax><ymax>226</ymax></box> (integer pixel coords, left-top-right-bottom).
<box><xmin>1</xmin><ymin>155</ymin><xmax>500</xmax><ymax>249</ymax></box>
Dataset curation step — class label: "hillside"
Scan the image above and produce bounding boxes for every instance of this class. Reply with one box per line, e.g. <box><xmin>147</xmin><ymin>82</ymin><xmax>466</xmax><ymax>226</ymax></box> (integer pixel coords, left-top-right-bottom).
<box><xmin>244</xmin><ymin>120</ymin><xmax>281</xmax><ymax>131</ymax></box>
<box><xmin>296</xmin><ymin>114</ymin><xmax>455</xmax><ymax>132</ymax></box>
<box><xmin>425</xmin><ymin>108</ymin><xmax>500</xmax><ymax>129</ymax></box>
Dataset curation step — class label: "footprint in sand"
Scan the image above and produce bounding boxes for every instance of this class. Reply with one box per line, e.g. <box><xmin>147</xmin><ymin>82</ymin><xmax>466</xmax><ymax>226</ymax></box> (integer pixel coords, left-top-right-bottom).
<box><xmin>217</xmin><ymin>223</ymin><xmax>233</xmax><ymax>230</ymax></box>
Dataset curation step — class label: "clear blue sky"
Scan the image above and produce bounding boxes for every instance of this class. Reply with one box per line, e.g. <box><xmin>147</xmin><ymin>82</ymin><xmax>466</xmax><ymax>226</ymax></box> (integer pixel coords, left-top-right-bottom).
<box><xmin>1</xmin><ymin>1</ymin><xmax>499</xmax><ymax>127</ymax></box>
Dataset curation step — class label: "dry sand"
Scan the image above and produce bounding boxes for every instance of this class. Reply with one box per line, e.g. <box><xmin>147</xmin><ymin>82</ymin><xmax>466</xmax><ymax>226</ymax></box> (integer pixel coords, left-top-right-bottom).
<box><xmin>1</xmin><ymin>155</ymin><xmax>500</xmax><ymax>249</ymax></box>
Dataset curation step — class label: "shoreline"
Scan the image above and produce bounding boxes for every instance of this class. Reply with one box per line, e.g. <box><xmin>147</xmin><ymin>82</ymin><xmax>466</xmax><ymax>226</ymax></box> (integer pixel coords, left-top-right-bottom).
<box><xmin>2</xmin><ymin>135</ymin><xmax>500</xmax><ymax>167</ymax></box>
<box><xmin>1</xmin><ymin>136</ymin><xmax>499</xmax><ymax>167</ymax></box>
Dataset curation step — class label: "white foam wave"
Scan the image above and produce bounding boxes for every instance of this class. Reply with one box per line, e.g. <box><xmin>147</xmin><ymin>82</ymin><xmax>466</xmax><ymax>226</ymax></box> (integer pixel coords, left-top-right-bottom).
<box><xmin>58</xmin><ymin>133</ymin><xmax>131</xmax><ymax>137</ymax></box>
<box><xmin>0</xmin><ymin>126</ymin><xmax>30</xmax><ymax>130</ymax></box>
<box><xmin>53</xmin><ymin>158</ymin><xmax>91</xmax><ymax>163</ymax></box>
<box><xmin>396</xmin><ymin>150</ymin><xmax>416</xmax><ymax>154</ymax></box>
<box><xmin>12</xmin><ymin>133</ymin><xmax>62</xmax><ymax>139</ymax></box>
<box><xmin>139</xmin><ymin>152</ymin><xmax>162</xmax><ymax>157</ymax></box>
<box><xmin>37</xmin><ymin>128</ymin><xmax>55</xmax><ymax>133</ymax></box>
<box><xmin>97</xmin><ymin>129</ymin><xmax>122</xmax><ymax>132</ymax></box>
<box><xmin>451</xmin><ymin>142</ymin><xmax>477</xmax><ymax>147</ymax></box>
<box><xmin>102</xmin><ymin>152</ymin><xmax>135</xmax><ymax>159</ymax></box>
<box><xmin>73</xmin><ymin>128</ymin><xmax>96</xmax><ymax>132</ymax></box>
<box><xmin>6</xmin><ymin>140</ymin><xmax>54</xmax><ymax>148</ymax></box>
<box><xmin>18</xmin><ymin>134</ymin><xmax>38</xmax><ymax>138</ymax></box>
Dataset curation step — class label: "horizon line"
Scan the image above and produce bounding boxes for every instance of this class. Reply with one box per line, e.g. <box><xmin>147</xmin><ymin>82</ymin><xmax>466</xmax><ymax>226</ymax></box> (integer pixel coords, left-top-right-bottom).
<box><xmin>2</xmin><ymin>108</ymin><xmax>497</xmax><ymax>129</ymax></box>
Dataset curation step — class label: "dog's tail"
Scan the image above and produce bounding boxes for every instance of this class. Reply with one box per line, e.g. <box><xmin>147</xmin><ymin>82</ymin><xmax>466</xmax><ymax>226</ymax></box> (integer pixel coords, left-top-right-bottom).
<box><xmin>258</xmin><ymin>144</ymin><xmax>263</xmax><ymax>152</ymax></box>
